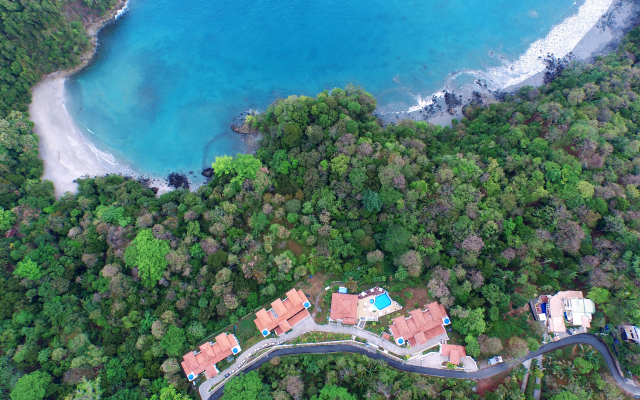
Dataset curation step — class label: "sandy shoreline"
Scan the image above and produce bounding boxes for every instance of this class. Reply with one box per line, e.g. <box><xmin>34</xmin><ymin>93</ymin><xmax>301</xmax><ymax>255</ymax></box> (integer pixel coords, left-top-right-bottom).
<box><xmin>29</xmin><ymin>0</ymin><xmax>172</xmax><ymax>198</ymax></box>
<box><xmin>31</xmin><ymin>79</ymin><xmax>110</xmax><ymax>197</ymax></box>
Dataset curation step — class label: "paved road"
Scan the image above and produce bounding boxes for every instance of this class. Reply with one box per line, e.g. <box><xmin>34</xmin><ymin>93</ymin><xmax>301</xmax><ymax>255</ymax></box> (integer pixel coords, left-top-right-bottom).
<box><xmin>199</xmin><ymin>316</ymin><xmax>447</xmax><ymax>397</ymax></box>
<box><xmin>205</xmin><ymin>333</ymin><xmax>640</xmax><ymax>400</ymax></box>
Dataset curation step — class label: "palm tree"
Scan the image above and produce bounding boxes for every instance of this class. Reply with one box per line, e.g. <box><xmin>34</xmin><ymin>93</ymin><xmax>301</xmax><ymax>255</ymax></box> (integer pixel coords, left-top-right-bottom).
<box><xmin>582</xmin><ymin>349</ymin><xmax>597</xmax><ymax>364</ymax></box>
<box><xmin>563</xmin><ymin>363</ymin><xmax>576</xmax><ymax>379</ymax></box>
<box><xmin>549</xmin><ymin>362</ymin><xmax>563</xmax><ymax>377</ymax></box>
<box><xmin>355</xmin><ymin>375</ymin><xmax>369</xmax><ymax>388</ymax></box>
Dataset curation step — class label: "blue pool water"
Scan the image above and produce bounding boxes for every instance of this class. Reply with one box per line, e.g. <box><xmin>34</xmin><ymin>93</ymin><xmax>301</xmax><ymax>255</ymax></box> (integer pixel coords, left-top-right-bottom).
<box><xmin>375</xmin><ymin>293</ymin><xmax>392</xmax><ymax>310</ymax></box>
<box><xmin>66</xmin><ymin>0</ymin><xmax>591</xmax><ymax>179</ymax></box>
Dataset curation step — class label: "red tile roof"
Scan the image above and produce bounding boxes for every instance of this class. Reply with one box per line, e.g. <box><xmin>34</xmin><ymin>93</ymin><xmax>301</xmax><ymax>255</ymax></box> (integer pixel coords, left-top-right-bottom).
<box><xmin>204</xmin><ymin>364</ymin><xmax>218</xmax><ymax>378</ymax></box>
<box><xmin>414</xmin><ymin>331</ymin><xmax>428</xmax><ymax>345</ymax></box>
<box><xmin>215</xmin><ymin>333</ymin><xmax>231</xmax><ymax>351</ymax></box>
<box><xmin>382</xmin><ymin>332</ymin><xmax>391</xmax><ymax>341</ymax></box>
<box><xmin>288</xmin><ymin>308</ymin><xmax>311</xmax><ymax>327</ymax></box>
<box><xmin>330</xmin><ymin>293</ymin><xmax>358</xmax><ymax>322</ymax></box>
<box><xmin>254</xmin><ymin>289</ymin><xmax>309</xmax><ymax>335</ymax></box>
<box><xmin>181</xmin><ymin>333</ymin><xmax>240</xmax><ymax>379</ymax></box>
<box><xmin>342</xmin><ymin>317</ymin><xmax>357</xmax><ymax>325</ymax></box>
<box><xmin>441</xmin><ymin>344</ymin><xmax>466</xmax><ymax>365</ymax></box>
<box><xmin>278</xmin><ymin>319</ymin><xmax>292</xmax><ymax>333</ymax></box>
<box><xmin>389</xmin><ymin>302</ymin><xmax>448</xmax><ymax>345</ymax></box>
<box><xmin>272</xmin><ymin>299</ymin><xmax>288</xmax><ymax>317</ymax></box>
<box><xmin>286</xmin><ymin>288</ymin><xmax>303</xmax><ymax>306</ymax></box>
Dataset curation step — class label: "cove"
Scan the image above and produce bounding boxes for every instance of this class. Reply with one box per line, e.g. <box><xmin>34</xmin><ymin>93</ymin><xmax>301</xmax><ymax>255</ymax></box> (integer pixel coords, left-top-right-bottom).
<box><xmin>65</xmin><ymin>0</ymin><xmax>586</xmax><ymax>180</ymax></box>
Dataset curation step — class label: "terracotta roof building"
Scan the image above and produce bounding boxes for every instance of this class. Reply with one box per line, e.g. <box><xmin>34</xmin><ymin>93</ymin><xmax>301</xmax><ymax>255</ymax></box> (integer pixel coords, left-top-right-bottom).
<box><xmin>388</xmin><ymin>302</ymin><xmax>450</xmax><ymax>346</ymax></box>
<box><xmin>440</xmin><ymin>344</ymin><xmax>467</xmax><ymax>365</ymax></box>
<box><xmin>254</xmin><ymin>288</ymin><xmax>311</xmax><ymax>336</ymax></box>
<box><xmin>329</xmin><ymin>293</ymin><xmax>358</xmax><ymax>325</ymax></box>
<box><xmin>181</xmin><ymin>333</ymin><xmax>241</xmax><ymax>381</ymax></box>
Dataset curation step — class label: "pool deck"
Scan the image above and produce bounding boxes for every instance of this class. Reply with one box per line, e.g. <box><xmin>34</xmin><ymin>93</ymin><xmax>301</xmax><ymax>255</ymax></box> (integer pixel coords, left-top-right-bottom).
<box><xmin>356</xmin><ymin>288</ymin><xmax>402</xmax><ymax>320</ymax></box>
<box><xmin>358</xmin><ymin>287</ymin><xmax>386</xmax><ymax>299</ymax></box>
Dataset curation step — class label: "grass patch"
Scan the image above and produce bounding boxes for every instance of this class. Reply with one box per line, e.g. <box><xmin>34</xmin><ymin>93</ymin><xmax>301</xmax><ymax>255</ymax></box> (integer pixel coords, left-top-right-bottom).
<box><xmin>290</xmin><ymin>332</ymin><xmax>352</xmax><ymax>344</ymax></box>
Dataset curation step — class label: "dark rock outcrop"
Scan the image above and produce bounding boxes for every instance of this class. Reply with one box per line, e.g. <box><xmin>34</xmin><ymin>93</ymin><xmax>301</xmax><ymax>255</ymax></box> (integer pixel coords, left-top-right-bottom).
<box><xmin>167</xmin><ymin>173</ymin><xmax>189</xmax><ymax>190</ymax></box>
<box><xmin>201</xmin><ymin>167</ymin><xmax>214</xmax><ymax>178</ymax></box>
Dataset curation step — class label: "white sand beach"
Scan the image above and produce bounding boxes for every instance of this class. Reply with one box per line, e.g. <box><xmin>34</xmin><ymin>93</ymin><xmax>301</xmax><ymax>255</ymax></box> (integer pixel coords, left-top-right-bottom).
<box><xmin>30</xmin><ymin>78</ymin><xmax>110</xmax><ymax>198</ymax></box>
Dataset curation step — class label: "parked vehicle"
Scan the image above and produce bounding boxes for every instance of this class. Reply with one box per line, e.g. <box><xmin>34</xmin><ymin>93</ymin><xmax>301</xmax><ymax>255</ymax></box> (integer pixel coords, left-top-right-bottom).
<box><xmin>224</xmin><ymin>373</ymin><xmax>230</xmax><ymax>378</ymax></box>
<box><xmin>488</xmin><ymin>356</ymin><xmax>504</xmax><ymax>365</ymax></box>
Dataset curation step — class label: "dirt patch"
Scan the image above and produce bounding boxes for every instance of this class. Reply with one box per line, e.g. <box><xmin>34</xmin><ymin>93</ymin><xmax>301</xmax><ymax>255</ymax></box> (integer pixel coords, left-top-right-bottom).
<box><xmin>286</xmin><ymin>240</ymin><xmax>307</xmax><ymax>257</ymax></box>
<box><xmin>476</xmin><ymin>370</ymin><xmax>510</xmax><ymax>397</ymax></box>
<box><xmin>293</xmin><ymin>272</ymin><xmax>338</xmax><ymax>321</ymax></box>
<box><xmin>400</xmin><ymin>287</ymin><xmax>431</xmax><ymax>309</ymax></box>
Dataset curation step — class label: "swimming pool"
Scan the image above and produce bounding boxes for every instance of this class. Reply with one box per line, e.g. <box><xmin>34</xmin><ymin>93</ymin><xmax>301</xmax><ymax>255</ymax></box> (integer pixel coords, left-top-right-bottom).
<box><xmin>374</xmin><ymin>293</ymin><xmax>392</xmax><ymax>310</ymax></box>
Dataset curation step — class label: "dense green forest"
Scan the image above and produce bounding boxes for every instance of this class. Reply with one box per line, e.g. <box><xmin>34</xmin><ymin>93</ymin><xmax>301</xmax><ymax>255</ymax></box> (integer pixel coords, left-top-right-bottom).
<box><xmin>1</xmin><ymin>1</ymin><xmax>640</xmax><ymax>398</ymax></box>
<box><xmin>219</xmin><ymin>349</ymin><xmax>630</xmax><ymax>400</ymax></box>
<box><xmin>0</xmin><ymin>0</ymin><xmax>117</xmax><ymax>117</ymax></box>
<box><xmin>221</xmin><ymin>353</ymin><xmax>479</xmax><ymax>400</ymax></box>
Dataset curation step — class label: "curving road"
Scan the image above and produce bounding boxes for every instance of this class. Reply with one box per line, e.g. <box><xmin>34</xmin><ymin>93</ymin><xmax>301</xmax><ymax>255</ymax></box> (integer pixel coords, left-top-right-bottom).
<box><xmin>206</xmin><ymin>333</ymin><xmax>640</xmax><ymax>400</ymax></box>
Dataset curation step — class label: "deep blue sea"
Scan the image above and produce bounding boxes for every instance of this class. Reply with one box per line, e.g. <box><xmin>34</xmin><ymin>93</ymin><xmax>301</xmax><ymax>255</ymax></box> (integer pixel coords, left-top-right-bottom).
<box><xmin>65</xmin><ymin>0</ymin><xmax>588</xmax><ymax>181</ymax></box>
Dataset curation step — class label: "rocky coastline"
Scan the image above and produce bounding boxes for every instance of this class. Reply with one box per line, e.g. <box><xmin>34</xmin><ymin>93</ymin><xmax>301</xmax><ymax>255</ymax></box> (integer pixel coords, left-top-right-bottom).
<box><xmin>43</xmin><ymin>0</ymin><xmax>129</xmax><ymax>82</ymax></box>
<box><xmin>230</xmin><ymin>111</ymin><xmax>263</xmax><ymax>154</ymax></box>
<box><xmin>377</xmin><ymin>0</ymin><xmax>640</xmax><ymax>128</ymax></box>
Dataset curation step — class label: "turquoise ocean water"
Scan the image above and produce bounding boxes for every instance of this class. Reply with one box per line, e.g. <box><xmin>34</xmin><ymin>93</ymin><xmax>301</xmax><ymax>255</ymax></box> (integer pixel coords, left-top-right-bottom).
<box><xmin>65</xmin><ymin>0</ymin><xmax>585</xmax><ymax>180</ymax></box>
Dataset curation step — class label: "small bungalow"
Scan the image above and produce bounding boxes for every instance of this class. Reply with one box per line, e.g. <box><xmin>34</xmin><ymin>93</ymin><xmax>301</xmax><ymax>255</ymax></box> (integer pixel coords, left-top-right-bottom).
<box><xmin>440</xmin><ymin>344</ymin><xmax>467</xmax><ymax>365</ymax></box>
<box><xmin>620</xmin><ymin>325</ymin><xmax>640</xmax><ymax>344</ymax></box>
<box><xmin>329</xmin><ymin>292</ymin><xmax>359</xmax><ymax>325</ymax></box>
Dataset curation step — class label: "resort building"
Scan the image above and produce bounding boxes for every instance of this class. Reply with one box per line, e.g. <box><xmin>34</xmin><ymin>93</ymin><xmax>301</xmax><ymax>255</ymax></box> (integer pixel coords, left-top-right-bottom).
<box><xmin>254</xmin><ymin>288</ymin><xmax>311</xmax><ymax>336</ymax></box>
<box><xmin>329</xmin><ymin>286</ymin><xmax>402</xmax><ymax>328</ymax></box>
<box><xmin>329</xmin><ymin>292</ymin><xmax>358</xmax><ymax>325</ymax></box>
<box><xmin>389</xmin><ymin>302</ymin><xmax>450</xmax><ymax>347</ymax></box>
<box><xmin>181</xmin><ymin>333</ymin><xmax>241</xmax><ymax>381</ymax></box>
<box><xmin>620</xmin><ymin>325</ymin><xmax>640</xmax><ymax>344</ymax></box>
<box><xmin>440</xmin><ymin>344</ymin><xmax>467</xmax><ymax>365</ymax></box>
<box><xmin>545</xmin><ymin>291</ymin><xmax>595</xmax><ymax>334</ymax></box>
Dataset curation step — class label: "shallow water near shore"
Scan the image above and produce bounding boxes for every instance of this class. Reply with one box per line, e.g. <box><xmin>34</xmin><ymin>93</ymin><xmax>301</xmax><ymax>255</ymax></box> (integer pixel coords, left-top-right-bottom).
<box><xmin>66</xmin><ymin>0</ymin><xmax>598</xmax><ymax>179</ymax></box>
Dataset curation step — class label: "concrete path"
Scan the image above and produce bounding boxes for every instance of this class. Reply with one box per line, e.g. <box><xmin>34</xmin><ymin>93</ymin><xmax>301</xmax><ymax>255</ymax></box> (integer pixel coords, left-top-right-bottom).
<box><xmin>520</xmin><ymin>358</ymin><xmax>533</xmax><ymax>392</ymax></box>
<box><xmin>203</xmin><ymin>333</ymin><xmax>640</xmax><ymax>400</ymax></box>
<box><xmin>532</xmin><ymin>355</ymin><xmax>543</xmax><ymax>400</ymax></box>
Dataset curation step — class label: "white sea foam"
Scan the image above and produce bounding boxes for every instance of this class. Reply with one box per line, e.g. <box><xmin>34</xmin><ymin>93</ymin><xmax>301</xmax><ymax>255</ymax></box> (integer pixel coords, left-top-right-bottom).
<box><xmin>115</xmin><ymin>0</ymin><xmax>129</xmax><ymax>20</ymax></box>
<box><xmin>400</xmin><ymin>0</ymin><xmax>612</xmax><ymax>114</ymax></box>
<box><xmin>471</xmin><ymin>0</ymin><xmax>613</xmax><ymax>89</ymax></box>
<box><xmin>407</xmin><ymin>91</ymin><xmax>445</xmax><ymax>112</ymax></box>
<box><xmin>82</xmin><ymin>135</ymin><xmax>120</xmax><ymax>167</ymax></box>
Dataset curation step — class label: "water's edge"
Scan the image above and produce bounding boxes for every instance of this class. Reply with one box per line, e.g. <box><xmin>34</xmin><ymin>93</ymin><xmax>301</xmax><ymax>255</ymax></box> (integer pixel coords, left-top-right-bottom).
<box><xmin>381</xmin><ymin>0</ymin><xmax>640</xmax><ymax>128</ymax></box>
<box><xmin>30</xmin><ymin>0</ymin><xmax>640</xmax><ymax>197</ymax></box>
